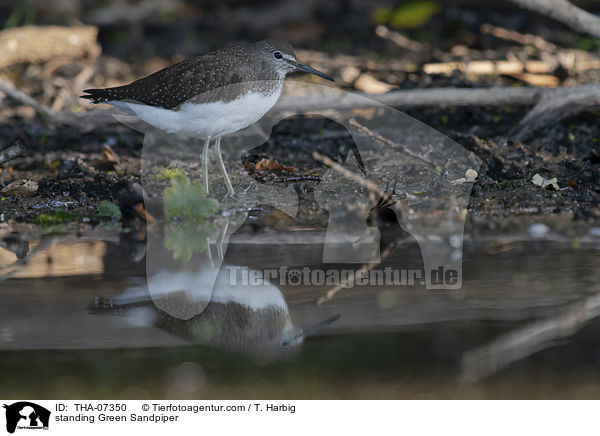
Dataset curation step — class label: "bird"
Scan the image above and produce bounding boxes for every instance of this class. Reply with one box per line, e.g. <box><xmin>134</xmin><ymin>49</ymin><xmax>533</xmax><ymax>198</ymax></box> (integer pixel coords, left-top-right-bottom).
<box><xmin>81</xmin><ymin>39</ymin><xmax>334</xmax><ymax>196</ymax></box>
<box><xmin>91</xmin><ymin>264</ymin><xmax>340</xmax><ymax>360</ymax></box>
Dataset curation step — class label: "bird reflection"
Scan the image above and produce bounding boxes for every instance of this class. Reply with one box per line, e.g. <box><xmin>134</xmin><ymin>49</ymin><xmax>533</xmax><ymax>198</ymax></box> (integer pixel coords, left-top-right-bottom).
<box><xmin>92</xmin><ymin>264</ymin><xmax>338</xmax><ymax>360</ymax></box>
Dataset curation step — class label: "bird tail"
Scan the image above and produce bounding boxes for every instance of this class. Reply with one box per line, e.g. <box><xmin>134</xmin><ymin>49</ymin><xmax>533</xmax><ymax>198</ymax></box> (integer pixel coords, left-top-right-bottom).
<box><xmin>80</xmin><ymin>88</ymin><xmax>113</xmax><ymax>104</ymax></box>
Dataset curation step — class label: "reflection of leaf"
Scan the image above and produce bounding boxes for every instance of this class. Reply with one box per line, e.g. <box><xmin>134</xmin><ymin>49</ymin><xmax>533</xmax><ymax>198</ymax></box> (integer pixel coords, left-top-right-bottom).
<box><xmin>98</xmin><ymin>201</ymin><xmax>122</xmax><ymax>220</ymax></box>
<box><xmin>165</xmin><ymin>221</ymin><xmax>217</xmax><ymax>262</ymax></box>
<box><xmin>372</xmin><ymin>1</ymin><xmax>439</xmax><ymax>29</ymax></box>
<box><xmin>163</xmin><ymin>176</ymin><xmax>218</xmax><ymax>221</ymax></box>
<box><xmin>162</xmin><ymin>175</ymin><xmax>219</xmax><ymax>262</ymax></box>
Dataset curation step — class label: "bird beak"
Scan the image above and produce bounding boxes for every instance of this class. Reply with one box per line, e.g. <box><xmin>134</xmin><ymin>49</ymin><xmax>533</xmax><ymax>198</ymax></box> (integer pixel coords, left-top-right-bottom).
<box><xmin>298</xmin><ymin>314</ymin><xmax>340</xmax><ymax>339</ymax></box>
<box><xmin>294</xmin><ymin>61</ymin><xmax>334</xmax><ymax>81</ymax></box>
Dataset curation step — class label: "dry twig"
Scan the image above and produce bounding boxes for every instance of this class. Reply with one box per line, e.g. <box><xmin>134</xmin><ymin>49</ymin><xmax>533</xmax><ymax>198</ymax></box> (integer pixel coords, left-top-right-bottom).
<box><xmin>348</xmin><ymin>118</ymin><xmax>436</xmax><ymax>167</ymax></box>
<box><xmin>0</xmin><ymin>79</ymin><xmax>56</xmax><ymax>119</ymax></box>
<box><xmin>375</xmin><ymin>25</ymin><xmax>426</xmax><ymax>52</ymax></box>
<box><xmin>480</xmin><ymin>23</ymin><xmax>558</xmax><ymax>52</ymax></box>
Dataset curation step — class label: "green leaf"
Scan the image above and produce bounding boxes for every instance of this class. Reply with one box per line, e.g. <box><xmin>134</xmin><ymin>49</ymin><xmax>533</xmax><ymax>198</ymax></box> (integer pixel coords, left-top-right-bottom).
<box><xmin>389</xmin><ymin>1</ymin><xmax>439</xmax><ymax>29</ymax></box>
<box><xmin>163</xmin><ymin>176</ymin><xmax>218</xmax><ymax>221</ymax></box>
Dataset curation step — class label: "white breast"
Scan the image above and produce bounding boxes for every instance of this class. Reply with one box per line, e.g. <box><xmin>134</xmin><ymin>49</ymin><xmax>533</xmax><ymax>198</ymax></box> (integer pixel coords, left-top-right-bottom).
<box><xmin>108</xmin><ymin>85</ymin><xmax>283</xmax><ymax>138</ymax></box>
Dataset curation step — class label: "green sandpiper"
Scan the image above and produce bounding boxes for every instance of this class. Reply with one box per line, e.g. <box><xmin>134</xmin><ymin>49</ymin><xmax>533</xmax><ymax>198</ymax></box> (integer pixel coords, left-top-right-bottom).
<box><xmin>82</xmin><ymin>39</ymin><xmax>333</xmax><ymax>195</ymax></box>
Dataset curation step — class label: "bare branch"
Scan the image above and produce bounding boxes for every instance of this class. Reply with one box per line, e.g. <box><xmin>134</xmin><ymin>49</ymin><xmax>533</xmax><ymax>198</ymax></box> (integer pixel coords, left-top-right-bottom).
<box><xmin>0</xmin><ymin>141</ymin><xmax>26</xmax><ymax>166</ymax></box>
<box><xmin>509</xmin><ymin>0</ymin><xmax>600</xmax><ymax>39</ymax></box>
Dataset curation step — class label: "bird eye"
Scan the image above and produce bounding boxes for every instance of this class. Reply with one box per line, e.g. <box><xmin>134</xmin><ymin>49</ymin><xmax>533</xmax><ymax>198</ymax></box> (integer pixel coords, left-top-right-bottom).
<box><xmin>273</xmin><ymin>51</ymin><xmax>283</xmax><ymax>60</ymax></box>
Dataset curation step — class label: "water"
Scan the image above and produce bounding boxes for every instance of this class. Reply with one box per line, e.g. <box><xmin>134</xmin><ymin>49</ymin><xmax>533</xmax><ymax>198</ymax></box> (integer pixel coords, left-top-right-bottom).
<box><xmin>1</xmin><ymin>225</ymin><xmax>600</xmax><ymax>399</ymax></box>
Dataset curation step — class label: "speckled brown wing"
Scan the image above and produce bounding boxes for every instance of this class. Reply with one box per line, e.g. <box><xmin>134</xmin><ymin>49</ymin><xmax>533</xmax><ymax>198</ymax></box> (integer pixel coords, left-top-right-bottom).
<box><xmin>82</xmin><ymin>44</ymin><xmax>253</xmax><ymax>109</ymax></box>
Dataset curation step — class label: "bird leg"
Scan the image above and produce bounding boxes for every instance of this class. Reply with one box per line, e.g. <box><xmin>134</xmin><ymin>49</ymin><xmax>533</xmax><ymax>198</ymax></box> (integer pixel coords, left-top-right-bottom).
<box><xmin>202</xmin><ymin>137</ymin><xmax>210</xmax><ymax>195</ymax></box>
<box><xmin>214</xmin><ymin>137</ymin><xmax>235</xmax><ymax>195</ymax></box>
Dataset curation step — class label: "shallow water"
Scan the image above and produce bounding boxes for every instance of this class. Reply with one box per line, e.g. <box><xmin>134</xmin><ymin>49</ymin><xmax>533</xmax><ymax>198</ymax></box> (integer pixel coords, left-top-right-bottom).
<box><xmin>1</xmin><ymin>224</ymin><xmax>600</xmax><ymax>399</ymax></box>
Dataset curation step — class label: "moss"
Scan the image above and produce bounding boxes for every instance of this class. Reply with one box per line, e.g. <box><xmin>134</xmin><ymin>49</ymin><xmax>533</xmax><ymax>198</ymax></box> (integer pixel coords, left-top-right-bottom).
<box><xmin>156</xmin><ymin>167</ymin><xmax>187</xmax><ymax>181</ymax></box>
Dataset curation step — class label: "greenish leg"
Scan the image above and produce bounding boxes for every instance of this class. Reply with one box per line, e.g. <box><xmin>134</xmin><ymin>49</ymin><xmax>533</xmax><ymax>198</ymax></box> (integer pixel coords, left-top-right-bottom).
<box><xmin>202</xmin><ymin>137</ymin><xmax>210</xmax><ymax>195</ymax></box>
<box><xmin>214</xmin><ymin>137</ymin><xmax>235</xmax><ymax>196</ymax></box>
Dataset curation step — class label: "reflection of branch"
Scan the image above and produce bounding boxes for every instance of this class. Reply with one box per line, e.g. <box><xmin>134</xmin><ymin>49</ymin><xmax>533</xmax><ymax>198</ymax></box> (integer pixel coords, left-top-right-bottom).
<box><xmin>349</xmin><ymin>118</ymin><xmax>436</xmax><ymax>167</ymax></box>
<box><xmin>312</xmin><ymin>150</ymin><xmax>404</xmax><ymax>305</ymax></box>
<box><xmin>316</xmin><ymin>242</ymin><xmax>397</xmax><ymax>305</ymax></box>
<box><xmin>460</xmin><ymin>292</ymin><xmax>600</xmax><ymax>382</ymax></box>
<box><xmin>509</xmin><ymin>0</ymin><xmax>600</xmax><ymax>39</ymax></box>
<box><xmin>0</xmin><ymin>238</ymin><xmax>56</xmax><ymax>282</ymax></box>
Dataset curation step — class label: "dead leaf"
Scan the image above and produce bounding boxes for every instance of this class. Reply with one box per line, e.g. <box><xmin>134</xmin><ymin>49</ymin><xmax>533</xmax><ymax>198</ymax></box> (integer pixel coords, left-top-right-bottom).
<box><xmin>354</xmin><ymin>73</ymin><xmax>396</xmax><ymax>94</ymax></box>
<box><xmin>255</xmin><ymin>158</ymin><xmax>294</xmax><ymax>172</ymax></box>
<box><xmin>1</xmin><ymin>179</ymin><xmax>38</xmax><ymax>196</ymax></box>
<box><xmin>243</xmin><ymin>161</ymin><xmax>258</xmax><ymax>174</ymax></box>
<box><xmin>91</xmin><ymin>144</ymin><xmax>123</xmax><ymax>170</ymax></box>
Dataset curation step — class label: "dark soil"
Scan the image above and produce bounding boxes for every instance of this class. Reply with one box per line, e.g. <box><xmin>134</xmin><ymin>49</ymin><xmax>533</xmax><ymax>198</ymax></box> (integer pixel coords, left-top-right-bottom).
<box><xmin>1</xmin><ymin>1</ymin><xmax>599</xmax><ymax>237</ymax></box>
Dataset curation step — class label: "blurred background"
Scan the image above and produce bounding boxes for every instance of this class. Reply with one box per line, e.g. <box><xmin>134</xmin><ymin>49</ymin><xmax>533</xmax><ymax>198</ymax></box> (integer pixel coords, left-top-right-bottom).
<box><xmin>1</xmin><ymin>0</ymin><xmax>600</xmax><ymax>399</ymax></box>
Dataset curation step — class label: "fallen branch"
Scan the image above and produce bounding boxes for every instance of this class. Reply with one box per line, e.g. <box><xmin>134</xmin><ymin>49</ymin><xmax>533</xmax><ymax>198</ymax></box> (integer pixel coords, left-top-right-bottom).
<box><xmin>509</xmin><ymin>0</ymin><xmax>600</xmax><ymax>39</ymax></box>
<box><xmin>0</xmin><ymin>78</ymin><xmax>118</xmax><ymax>130</ymax></box>
<box><xmin>278</xmin><ymin>86</ymin><xmax>544</xmax><ymax>111</ymax></box>
<box><xmin>279</xmin><ymin>85</ymin><xmax>600</xmax><ymax>137</ymax></box>
<box><xmin>0</xmin><ymin>79</ymin><xmax>56</xmax><ymax>119</ymax></box>
<box><xmin>512</xmin><ymin>83</ymin><xmax>600</xmax><ymax>139</ymax></box>
<box><xmin>316</xmin><ymin>239</ymin><xmax>400</xmax><ymax>305</ymax></box>
<box><xmin>0</xmin><ymin>140</ymin><xmax>26</xmax><ymax>166</ymax></box>
<box><xmin>0</xmin><ymin>25</ymin><xmax>100</xmax><ymax>70</ymax></box>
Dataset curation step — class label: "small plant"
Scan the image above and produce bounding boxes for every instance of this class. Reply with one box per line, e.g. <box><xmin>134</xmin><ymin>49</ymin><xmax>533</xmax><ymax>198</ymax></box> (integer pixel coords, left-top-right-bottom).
<box><xmin>163</xmin><ymin>176</ymin><xmax>218</xmax><ymax>221</ymax></box>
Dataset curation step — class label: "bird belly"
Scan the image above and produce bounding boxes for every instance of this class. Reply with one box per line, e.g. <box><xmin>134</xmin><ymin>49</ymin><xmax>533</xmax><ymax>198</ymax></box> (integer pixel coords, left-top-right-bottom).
<box><xmin>109</xmin><ymin>89</ymin><xmax>281</xmax><ymax>138</ymax></box>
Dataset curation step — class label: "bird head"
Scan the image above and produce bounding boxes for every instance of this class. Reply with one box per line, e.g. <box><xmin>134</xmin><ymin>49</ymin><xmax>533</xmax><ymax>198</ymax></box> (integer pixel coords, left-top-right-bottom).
<box><xmin>256</xmin><ymin>39</ymin><xmax>334</xmax><ymax>81</ymax></box>
<box><xmin>279</xmin><ymin>314</ymin><xmax>340</xmax><ymax>351</ymax></box>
